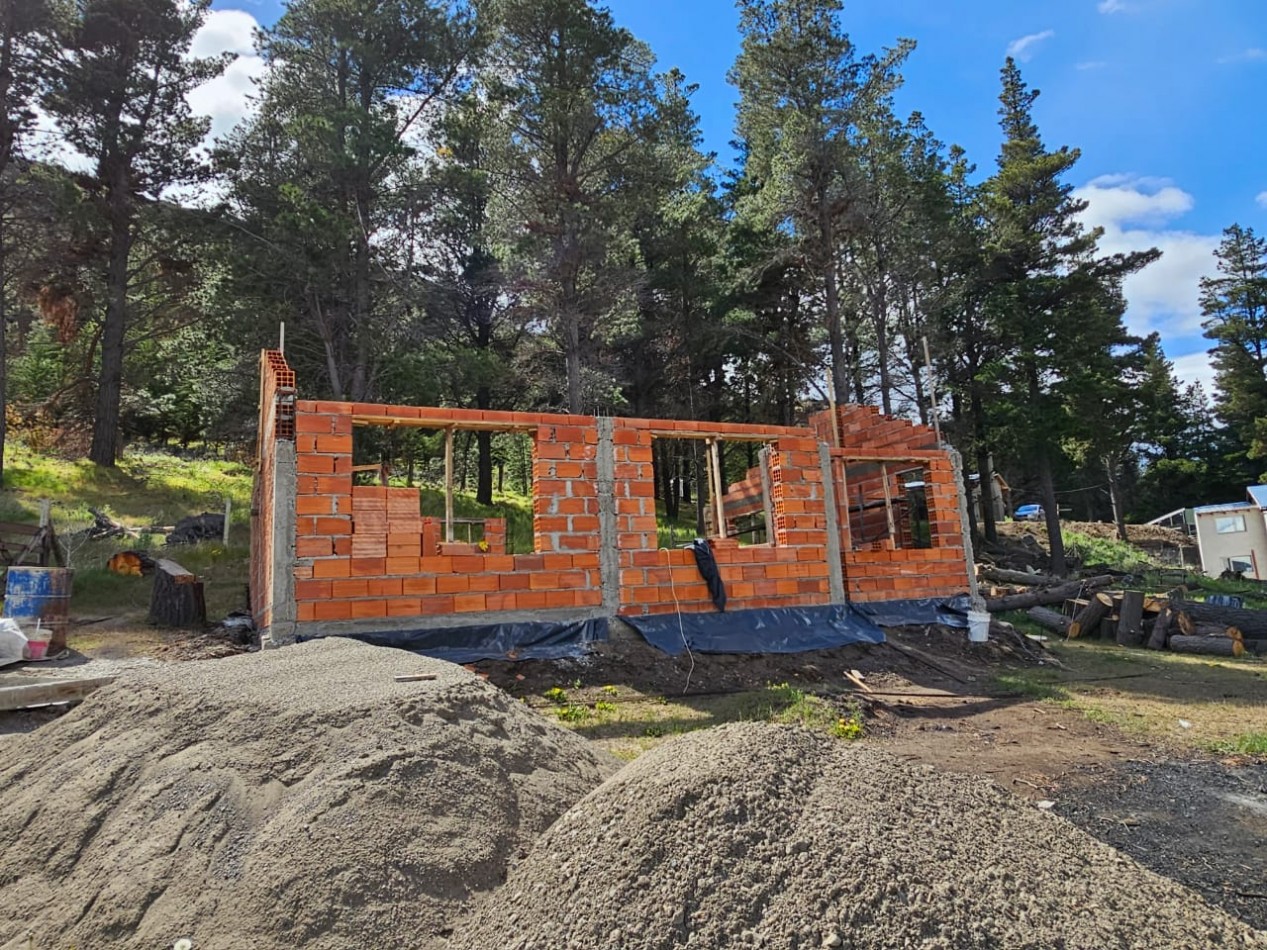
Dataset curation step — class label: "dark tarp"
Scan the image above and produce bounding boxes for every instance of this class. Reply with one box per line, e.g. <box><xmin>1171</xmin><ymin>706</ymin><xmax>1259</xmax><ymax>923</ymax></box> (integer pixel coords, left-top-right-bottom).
<box><xmin>307</xmin><ymin>617</ymin><xmax>608</xmax><ymax>664</ymax></box>
<box><xmin>623</xmin><ymin>604</ymin><xmax>885</xmax><ymax>656</ymax></box>
<box><xmin>852</xmin><ymin>594</ymin><xmax>972</xmax><ymax>629</ymax></box>
<box><xmin>689</xmin><ymin>539</ymin><xmax>727</xmax><ymax>611</ymax></box>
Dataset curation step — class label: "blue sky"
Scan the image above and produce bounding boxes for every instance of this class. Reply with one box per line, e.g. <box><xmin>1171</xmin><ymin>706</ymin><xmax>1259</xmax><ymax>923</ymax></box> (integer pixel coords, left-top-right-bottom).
<box><xmin>197</xmin><ymin>0</ymin><xmax>1267</xmax><ymax>392</ymax></box>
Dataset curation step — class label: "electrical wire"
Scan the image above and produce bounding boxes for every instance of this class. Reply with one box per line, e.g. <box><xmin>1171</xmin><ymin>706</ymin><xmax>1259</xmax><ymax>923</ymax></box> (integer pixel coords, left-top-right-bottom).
<box><xmin>660</xmin><ymin>546</ymin><xmax>695</xmax><ymax>694</ymax></box>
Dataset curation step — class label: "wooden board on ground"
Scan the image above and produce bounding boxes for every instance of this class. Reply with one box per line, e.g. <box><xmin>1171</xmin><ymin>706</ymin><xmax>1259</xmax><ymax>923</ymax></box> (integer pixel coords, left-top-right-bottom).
<box><xmin>0</xmin><ymin>676</ymin><xmax>116</xmax><ymax>712</ymax></box>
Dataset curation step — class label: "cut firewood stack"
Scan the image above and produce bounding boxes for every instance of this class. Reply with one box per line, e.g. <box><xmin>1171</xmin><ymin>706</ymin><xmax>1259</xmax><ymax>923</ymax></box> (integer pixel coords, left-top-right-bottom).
<box><xmin>977</xmin><ymin>565</ymin><xmax>1261</xmax><ymax>658</ymax></box>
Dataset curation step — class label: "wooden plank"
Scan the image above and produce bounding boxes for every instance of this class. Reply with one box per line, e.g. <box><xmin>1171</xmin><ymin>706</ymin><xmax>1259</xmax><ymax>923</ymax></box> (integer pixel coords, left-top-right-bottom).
<box><xmin>444</xmin><ymin>427</ymin><xmax>455</xmax><ymax>544</ymax></box>
<box><xmin>394</xmin><ymin>673</ymin><xmax>438</xmax><ymax>683</ymax></box>
<box><xmin>154</xmin><ymin>558</ymin><xmax>197</xmax><ymax>584</ymax></box>
<box><xmin>0</xmin><ymin>676</ymin><xmax>116</xmax><ymax>712</ymax></box>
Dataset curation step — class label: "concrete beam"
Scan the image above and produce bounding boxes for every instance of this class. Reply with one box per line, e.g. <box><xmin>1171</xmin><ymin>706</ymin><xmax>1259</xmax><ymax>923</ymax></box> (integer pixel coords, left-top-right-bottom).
<box><xmin>294</xmin><ymin>606</ymin><xmax>607</xmax><ymax>640</ymax></box>
<box><xmin>263</xmin><ymin>439</ymin><xmax>297</xmax><ymax>647</ymax></box>
<box><xmin>818</xmin><ymin>443</ymin><xmax>847</xmax><ymax>604</ymax></box>
<box><xmin>596</xmin><ymin>418</ymin><xmax>621</xmax><ymax>614</ymax></box>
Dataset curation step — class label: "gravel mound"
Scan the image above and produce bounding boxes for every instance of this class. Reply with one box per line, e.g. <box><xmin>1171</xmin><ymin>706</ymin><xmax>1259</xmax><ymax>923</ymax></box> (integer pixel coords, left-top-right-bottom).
<box><xmin>453</xmin><ymin>723</ymin><xmax>1266</xmax><ymax>950</ymax></box>
<box><xmin>0</xmin><ymin>638</ymin><xmax>615</xmax><ymax>950</ymax></box>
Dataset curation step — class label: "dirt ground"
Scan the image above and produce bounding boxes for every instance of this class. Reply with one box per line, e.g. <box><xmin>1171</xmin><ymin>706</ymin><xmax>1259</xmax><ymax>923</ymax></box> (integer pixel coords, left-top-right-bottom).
<box><xmin>474</xmin><ymin>625</ymin><xmax>1267</xmax><ymax>932</ymax></box>
<box><xmin>3</xmin><ymin>618</ymin><xmax>1265</xmax><ymax>934</ymax></box>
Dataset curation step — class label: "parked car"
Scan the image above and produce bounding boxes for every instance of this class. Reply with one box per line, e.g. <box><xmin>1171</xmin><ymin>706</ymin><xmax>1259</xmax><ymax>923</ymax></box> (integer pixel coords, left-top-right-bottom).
<box><xmin>1014</xmin><ymin>504</ymin><xmax>1044</xmax><ymax>522</ymax></box>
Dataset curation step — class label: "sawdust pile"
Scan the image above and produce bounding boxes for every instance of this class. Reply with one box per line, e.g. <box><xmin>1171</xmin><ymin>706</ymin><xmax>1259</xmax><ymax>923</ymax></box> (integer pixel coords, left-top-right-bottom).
<box><xmin>453</xmin><ymin>723</ymin><xmax>1266</xmax><ymax>950</ymax></box>
<box><xmin>0</xmin><ymin>638</ymin><xmax>615</xmax><ymax>950</ymax></box>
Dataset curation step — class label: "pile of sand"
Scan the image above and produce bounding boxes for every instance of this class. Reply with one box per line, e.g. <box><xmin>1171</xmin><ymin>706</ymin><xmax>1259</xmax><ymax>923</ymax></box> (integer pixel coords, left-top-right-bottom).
<box><xmin>452</xmin><ymin>723</ymin><xmax>1265</xmax><ymax>950</ymax></box>
<box><xmin>0</xmin><ymin>638</ymin><xmax>615</xmax><ymax>950</ymax></box>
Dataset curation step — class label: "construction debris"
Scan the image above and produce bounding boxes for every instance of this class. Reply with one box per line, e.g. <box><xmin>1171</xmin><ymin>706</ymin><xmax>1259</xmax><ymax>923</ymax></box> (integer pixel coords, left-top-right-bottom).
<box><xmin>166</xmin><ymin>511</ymin><xmax>226</xmax><ymax>545</ymax></box>
<box><xmin>0</xmin><ymin>639</ymin><xmax>615</xmax><ymax>950</ymax></box>
<box><xmin>450</xmin><ymin>723</ymin><xmax>1262</xmax><ymax>949</ymax></box>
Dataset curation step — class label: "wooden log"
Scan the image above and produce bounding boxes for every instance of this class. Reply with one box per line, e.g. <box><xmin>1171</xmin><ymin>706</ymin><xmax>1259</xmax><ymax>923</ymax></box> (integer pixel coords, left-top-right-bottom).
<box><xmin>1174</xmin><ymin>602</ymin><xmax>1267</xmax><ymax>637</ymax></box>
<box><xmin>1068</xmin><ymin>593</ymin><xmax>1113</xmax><ymax>639</ymax></box>
<box><xmin>978</xmin><ymin>566</ymin><xmax>1065</xmax><ymax>587</ymax></box>
<box><xmin>0</xmin><ymin>676</ymin><xmax>116</xmax><ymax>712</ymax></box>
<box><xmin>1026</xmin><ymin>606</ymin><xmax>1072</xmax><ymax>635</ymax></box>
<box><xmin>148</xmin><ymin>559</ymin><xmax>206</xmax><ymax>628</ymax></box>
<box><xmin>1116</xmin><ymin>590</ymin><xmax>1146</xmax><ymax>647</ymax></box>
<box><xmin>985</xmin><ymin>575</ymin><xmax>1115</xmax><ymax>612</ymax></box>
<box><xmin>1147</xmin><ymin>604</ymin><xmax>1175</xmax><ymax>650</ymax></box>
<box><xmin>1177</xmin><ymin>613</ymin><xmax>1245</xmax><ymax>641</ymax></box>
<box><xmin>1168</xmin><ymin>635</ymin><xmax>1244</xmax><ymax>658</ymax></box>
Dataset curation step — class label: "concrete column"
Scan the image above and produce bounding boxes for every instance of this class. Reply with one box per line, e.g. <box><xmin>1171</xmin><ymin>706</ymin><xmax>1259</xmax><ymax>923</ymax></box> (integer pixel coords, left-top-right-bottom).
<box><xmin>947</xmin><ymin>445</ymin><xmax>983</xmax><ymax>607</ymax></box>
<box><xmin>596</xmin><ymin>418</ymin><xmax>620</xmax><ymax>614</ymax></box>
<box><xmin>264</xmin><ymin>439</ymin><xmax>298</xmax><ymax>647</ymax></box>
<box><xmin>818</xmin><ymin>443</ymin><xmax>847</xmax><ymax>604</ymax></box>
<box><xmin>758</xmin><ymin>448</ymin><xmax>776</xmax><ymax>543</ymax></box>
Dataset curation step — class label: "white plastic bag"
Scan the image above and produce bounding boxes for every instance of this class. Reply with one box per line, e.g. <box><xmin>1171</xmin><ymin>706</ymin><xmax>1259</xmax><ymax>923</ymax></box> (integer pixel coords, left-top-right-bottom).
<box><xmin>0</xmin><ymin>618</ymin><xmax>28</xmax><ymax>667</ymax></box>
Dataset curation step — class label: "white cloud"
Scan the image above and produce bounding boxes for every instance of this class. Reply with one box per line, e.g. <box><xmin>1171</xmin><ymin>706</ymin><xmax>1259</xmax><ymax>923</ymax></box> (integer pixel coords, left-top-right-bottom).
<box><xmin>1171</xmin><ymin>351</ymin><xmax>1216</xmax><ymax>394</ymax></box>
<box><xmin>1257</xmin><ymin>191</ymin><xmax>1267</xmax><ymax>209</ymax></box>
<box><xmin>1007</xmin><ymin>30</ymin><xmax>1055</xmax><ymax>62</ymax></box>
<box><xmin>1076</xmin><ymin>61</ymin><xmax>1107</xmax><ymax>71</ymax></box>
<box><xmin>1074</xmin><ymin>174</ymin><xmax>1221</xmax><ymax>338</ymax></box>
<box><xmin>1097</xmin><ymin>0</ymin><xmax>1134</xmax><ymax>13</ymax></box>
<box><xmin>1218</xmin><ymin>48</ymin><xmax>1267</xmax><ymax>64</ymax></box>
<box><xmin>187</xmin><ymin>8</ymin><xmax>268</xmax><ymax>142</ymax></box>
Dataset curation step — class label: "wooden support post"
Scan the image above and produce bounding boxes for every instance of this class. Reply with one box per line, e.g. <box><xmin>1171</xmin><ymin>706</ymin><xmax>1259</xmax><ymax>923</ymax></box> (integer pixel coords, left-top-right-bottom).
<box><xmin>444</xmin><ymin>427</ymin><xmax>455</xmax><ymax>544</ymax></box>
<box><xmin>222</xmin><ymin>497</ymin><xmax>231</xmax><ymax>546</ymax></box>
<box><xmin>706</xmin><ymin>439</ymin><xmax>727</xmax><ymax>538</ymax></box>
<box><xmin>880</xmin><ymin>464</ymin><xmax>896</xmax><ymax>543</ymax></box>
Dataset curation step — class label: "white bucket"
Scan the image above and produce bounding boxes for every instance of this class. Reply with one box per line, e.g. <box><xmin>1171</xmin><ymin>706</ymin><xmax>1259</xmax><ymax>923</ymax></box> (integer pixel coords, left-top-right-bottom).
<box><xmin>967</xmin><ymin>609</ymin><xmax>991</xmax><ymax>643</ymax></box>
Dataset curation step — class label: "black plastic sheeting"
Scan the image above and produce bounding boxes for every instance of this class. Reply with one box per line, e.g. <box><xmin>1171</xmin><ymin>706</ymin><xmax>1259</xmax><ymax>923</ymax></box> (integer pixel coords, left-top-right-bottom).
<box><xmin>306</xmin><ymin>617</ymin><xmax>609</xmax><ymax>664</ymax></box>
<box><xmin>852</xmin><ymin>594</ymin><xmax>972</xmax><ymax>629</ymax></box>
<box><xmin>623</xmin><ymin>604</ymin><xmax>885</xmax><ymax>657</ymax></box>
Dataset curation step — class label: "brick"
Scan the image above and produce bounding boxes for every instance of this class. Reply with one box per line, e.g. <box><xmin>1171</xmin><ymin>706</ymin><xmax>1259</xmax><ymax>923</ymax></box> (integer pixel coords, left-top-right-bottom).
<box><xmin>297</xmin><ymin>537</ymin><xmax>334</xmax><ymax>558</ymax></box>
<box><xmin>312</xmin><ymin>600</ymin><xmax>353</xmax><ymax>621</ymax></box>
<box><xmin>295</xmin><ymin>579</ymin><xmax>332</xmax><ymax>600</ymax></box>
<box><xmin>350</xmin><ymin>599</ymin><xmax>388</xmax><ymax>619</ymax></box>
<box><xmin>454</xmin><ymin>593</ymin><xmax>486</xmax><ymax>612</ymax></box>
<box><xmin>385</xmin><ymin>557</ymin><xmax>421</xmax><ymax>575</ymax></box>
<box><xmin>331</xmin><ymin>579</ymin><xmax>370</xmax><ymax>598</ymax></box>
<box><xmin>437</xmin><ymin>575</ymin><xmax>471</xmax><ymax>594</ymax></box>
<box><xmin>312</xmin><ymin>559</ymin><xmax>351</xmax><ymax>579</ymax></box>
<box><xmin>350</xmin><ymin>558</ymin><xmax>386</xmax><ymax>576</ymax></box>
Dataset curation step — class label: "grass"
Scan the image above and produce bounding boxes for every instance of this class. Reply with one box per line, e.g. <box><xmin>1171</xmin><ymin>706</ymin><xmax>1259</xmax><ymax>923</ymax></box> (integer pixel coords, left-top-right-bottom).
<box><xmin>993</xmin><ymin>637</ymin><xmax>1266</xmax><ymax>754</ymax></box>
<box><xmin>0</xmin><ymin>440</ymin><xmax>255</xmax><ymax>621</ymax></box>
<box><xmin>1063</xmin><ymin>530</ymin><xmax>1160</xmax><ymax>573</ymax></box>
<box><xmin>538</xmin><ymin>680</ymin><xmax>865</xmax><ymax>760</ymax></box>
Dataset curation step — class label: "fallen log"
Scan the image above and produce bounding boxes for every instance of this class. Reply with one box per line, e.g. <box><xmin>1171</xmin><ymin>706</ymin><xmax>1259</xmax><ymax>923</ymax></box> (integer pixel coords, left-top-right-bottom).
<box><xmin>978</xmin><ymin>566</ymin><xmax>1064</xmax><ymax>587</ymax></box>
<box><xmin>1116</xmin><ymin>590</ymin><xmax>1146</xmax><ymax>647</ymax></box>
<box><xmin>1026</xmin><ymin>606</ymin><xmax>1071</xmax><ymax>635</ymax></box>
<box><xmin>1068</xmin><ymin>592</ymin><xmax>1113</xmax><ymax>639</ymax></box>
<box><xmin>1168</xmin><ymin>635</ymin><xmax>1244</xmax><ymax>658</ymax></box>
<box><xmin>148</xmin><ymin>558</ymin><xmax>206</xmax><ymax>628</ymax></box>
<box><xmin>985</xmin><ymin>575</ymin><xmax>1115</xmax><ymax>613</ymax></box>
<box><xmin>1174</xmin><ymin>602</ymin><xmax>1267</xmax><ymax>637</ymax></box>
<box><xmin>1176</xmin><ymin>612</ymin><xmax>1245</xmax><ymax>641</ymax></box>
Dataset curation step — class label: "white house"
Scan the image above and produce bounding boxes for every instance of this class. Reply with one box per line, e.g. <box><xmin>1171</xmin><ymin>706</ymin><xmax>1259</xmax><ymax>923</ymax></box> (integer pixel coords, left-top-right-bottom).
<box><xmin>1193</xmin><ymin>485</ymin><xmax>1267</xmax><ymax>579</ymax></box>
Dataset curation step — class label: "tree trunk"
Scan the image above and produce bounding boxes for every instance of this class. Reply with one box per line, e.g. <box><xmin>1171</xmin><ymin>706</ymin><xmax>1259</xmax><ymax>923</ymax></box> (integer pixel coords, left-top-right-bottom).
<box><xmin>1147</xmin><ymin>604</ymin><xmax>1175</xmax><ymax>650</ymax></box>
<box><xmin>1037</xmin><ymin>452</ymin><xmax>1065</xmax><ymax>576</ymax></box>
<box><xmin>979</xmin><ymin>566</ymin><xmax>1065</xmax><ymax>587</ymax></box>
<box><xmin>1175</xmin><ymin>602</ymin><xmax>1267</xmax><ymax>637</ymax></box>
<box><xmin>976</xmin><ymin>449</ymin><xmax>997</xmax><ymax>544</ymax></box>
<box><xmin>90</xmin><ymin>185</ymin><xmax>133</xmax><ymax>467</ymax></box>
<box><xmin>1168</xmin><ymin>635</ymin><xmax>1243</xmax><ymax>658</ymax></box>
<box><xmin>1105</xmin><ymin>454</ymin><xmax>1128</xmax><ymax>542</ymax></box>
<box><xmin>1115</xmin><ymin>590</ymin><xmax>1146</xmax><ymax>646</ymax></box>
<box><xmin>1026</xmin><ymin>606</ymin><xmax>1071</xmax><ymax>635</ymax></box>
<box><xmin>1069</xmin><ymin>592</ymin><xmax>1113</xmax><ymax>639</ymax></box>
<box><xmin>0</xmin><ymin>214</ymin><xmax>7</xmax><ymax>488</ymax></box>
<box><xmin>564</xmin><ymin>308</ymin><xmax>582</xmax><ymax>413</ymax></box>
<box><xmin>985</xmin><ymin>575</ymin><xmax>1115</xmax><ymax>612</ymax></box>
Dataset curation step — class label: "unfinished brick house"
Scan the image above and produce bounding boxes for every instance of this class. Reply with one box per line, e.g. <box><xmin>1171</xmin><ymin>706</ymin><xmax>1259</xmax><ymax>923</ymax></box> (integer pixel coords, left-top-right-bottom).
<box><xmin>252</xmin><ymin>351</ymin><xmax>976</xmax><ymax>657</ymax></box>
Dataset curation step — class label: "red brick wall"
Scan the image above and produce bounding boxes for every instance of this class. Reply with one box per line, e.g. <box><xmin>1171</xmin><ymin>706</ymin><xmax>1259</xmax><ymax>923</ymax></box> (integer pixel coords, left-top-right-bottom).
<box><xmin>253</xmin><ymin>354</ymin><xmax>972</xmax><ymax>630</ymax></box>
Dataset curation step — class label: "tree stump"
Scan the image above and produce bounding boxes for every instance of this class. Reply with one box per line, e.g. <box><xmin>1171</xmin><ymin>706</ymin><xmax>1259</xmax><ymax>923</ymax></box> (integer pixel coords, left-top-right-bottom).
<box><xmin>1068</xmin><ymin>592</ymin><xmax>1113</xmax><ymax>639</ymax></box>
<box><xmin>149</xmin><ymin>559</ymin><xmax>206</xmax><ymax>627</ymax></box>
<box><xmin>1116</xmin><ymin>590</ymin><xmax>1146</xmax><ymax>647</ymax></box>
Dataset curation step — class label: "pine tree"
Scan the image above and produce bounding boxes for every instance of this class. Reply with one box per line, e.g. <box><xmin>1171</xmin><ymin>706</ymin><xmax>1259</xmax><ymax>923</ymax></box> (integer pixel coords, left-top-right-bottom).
<box><xmin>482</xmin><ymin>0</ymin><xmax>657</xmax><ymax>413</ymax></box>
<box><xmin>1202</xmin><ymin>224</ymin><xmax>1267</xmax><ymax>460</ymax></box>
<box><xmin>42</xmin><ymin>0</ymin><xmax>229</xmax><ymax>465</ymax></box>
<box><xmin>730</xmin><ymin>0</ymin><xmax>912</xmax><ymax>405</ymax></box>
<box><xmin>981</xmin><ymin>59</ymin><xmax>1158</xmax><ymax>572</ymax></box>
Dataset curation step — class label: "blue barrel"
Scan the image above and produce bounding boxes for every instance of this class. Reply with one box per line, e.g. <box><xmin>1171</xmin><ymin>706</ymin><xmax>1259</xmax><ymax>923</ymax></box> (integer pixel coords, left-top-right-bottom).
<box><xmin>4</xmin><ymin>567</ymin><xmax>74</xmax><ymax>654</ymax></box>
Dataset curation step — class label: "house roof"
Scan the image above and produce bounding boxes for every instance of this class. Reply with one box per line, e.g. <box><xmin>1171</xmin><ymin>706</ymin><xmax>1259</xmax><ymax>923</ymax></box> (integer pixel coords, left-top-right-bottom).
<box><xmin>1194</xmin><ymin>501</ymin><xmax>1255</xmax><ymax>515</ymax></box>
<box><xmin>1247</xmin><ymin>485</ymin><xmax>1267</xmax><ymax>508</ymax></box>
